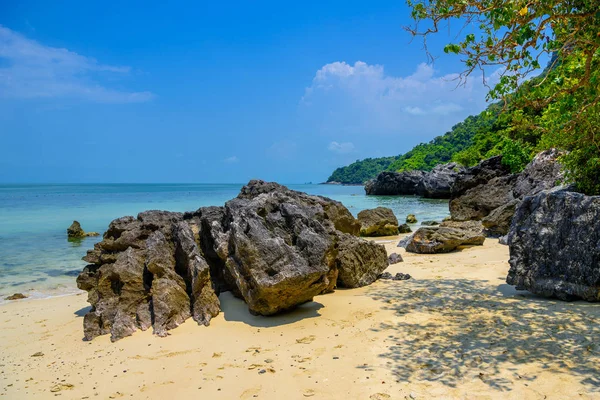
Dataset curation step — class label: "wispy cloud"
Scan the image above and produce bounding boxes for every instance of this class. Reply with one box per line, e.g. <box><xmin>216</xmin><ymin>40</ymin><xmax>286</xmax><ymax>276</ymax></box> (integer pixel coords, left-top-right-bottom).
<box><xmin>301</xmin><ymin>61</ymin><xmax>497</xmax><ymax>137</ymax></box>
<box><xmin>327</xmin><ymin>141</ymin><xmax>355</xmax><ymax>154</ymax></box>
<box><xmin>223</xmin><ymin>156</ymin><xmax>239</xmax><ymax>163</ymax></box>
<box><xmin>0</xmin><ymin>25</ymin><xmax>154</xmax><ymax>103</ymax></box>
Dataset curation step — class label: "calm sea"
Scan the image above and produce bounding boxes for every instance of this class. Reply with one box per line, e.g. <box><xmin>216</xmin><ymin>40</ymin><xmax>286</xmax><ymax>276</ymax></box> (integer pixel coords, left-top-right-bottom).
<box><xmin>0</xmin><ymin>183</ymin><xmax>449</xmax><ymax>302</ymax></box>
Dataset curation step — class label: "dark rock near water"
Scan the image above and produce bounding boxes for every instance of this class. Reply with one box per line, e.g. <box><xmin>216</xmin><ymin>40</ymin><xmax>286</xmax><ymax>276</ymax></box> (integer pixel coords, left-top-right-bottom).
<box><xmin>78</xmin><ymin>180</ymin><xmax>388</xmax><ymax>340</ymax></box>
<box><xmin>364</xmin><ymin>170</ymin><xmax>426</xmax><ymax>196</ymax></box>
<box><xmin>421</xmin><ymin>162</ymin><xmax>463</xmax><ymax>198</ymax></box>
<box><xmin>387</xmin><ymin>253</ymin><xmax>403</xmax><ymax>264</ymax></box>
<box><xmin>507</xmin><ymin>189</ymin><xmax>600</xmax><ymax>301</ymax></box>
<box><xmin>364</xmin><ymin>163</ymin><xmax>463</xmax><ymax>198</ymax></box>
<box><xmin>67</xmin><ymin>220</ymin><xmax>99</xmax><ymax>239</ymax></box>
<box><xmin>451</xmin><ymin>156</ymin><xmax>511</xmax><ymax>197</ymax></box>
<box><xmin>405</xmin><ymin>227</ymin><xmax>485</xmax><ymax>254</ymax></box>
<box><xmin>449</xmin><ymin>174</ymin><xmax>517</xmax><ymax>221</ymax></box>
<box><xmin>398</xmin><ymin>223</ymin><xmax>412</xmax><ymax>233</ymax></box>
<box><xmin>406</xmin><ymin>214</ymin><xmax>417</xmax><ymax>224</ymax></box>
<box><xmin>5</xmin><ymin>293</ymin><xmax>27</xmax><ymax>300</ymax></box>
<box><xmin>357</xmin><ymin>207</ymin><xmax>399</xmax><ymax>237</ymax></box>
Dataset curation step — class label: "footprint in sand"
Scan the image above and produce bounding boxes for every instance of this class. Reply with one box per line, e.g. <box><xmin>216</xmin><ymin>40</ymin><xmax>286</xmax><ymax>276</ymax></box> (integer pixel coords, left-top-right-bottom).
<box><xmin>303</xmin><ymin>389</ymin><xmax>316</xmax><ymax>397</ymax></box>
<box><xmin>240</xmin><ymin>386</ymin><xmax>262</xmax><ymax>399</ymax></box>
<box><xmin>296</xmin><ymin>335</ymin><xmax>316</xmax><ymax>344</ymax></box>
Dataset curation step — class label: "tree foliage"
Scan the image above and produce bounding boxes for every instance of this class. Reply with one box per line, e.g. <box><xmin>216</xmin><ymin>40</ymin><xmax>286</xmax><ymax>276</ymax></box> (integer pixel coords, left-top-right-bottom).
<box><xmin>326</xmin><ymin>157</ymin><xmax>398</xmax><ymax>184</ymax></box>
<box><xmin>406</xmin><ymin>0</ymin><xmax>600</xmax><ymax>194</ymax></box>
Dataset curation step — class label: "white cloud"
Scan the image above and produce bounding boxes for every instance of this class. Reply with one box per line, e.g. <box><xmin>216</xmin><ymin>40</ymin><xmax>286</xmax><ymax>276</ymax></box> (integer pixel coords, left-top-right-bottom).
<box><xmin>301</xmin><ymin>61</ymin><xmax>497</xmax><ymax>137</ymax></box>
<box><xmin>328</xmin><ymin>141</ymin><xmax>355</xmax><ymax>154</ymax></box>
<box><xmin>223</xmin><ymin>156</ymin><xmax>239</xmax><ymax>163</ymax></box>
<box><xmin>0</xmin><ymin>25</ymin><xmax>154</xmax><ymax>103</ymax></box>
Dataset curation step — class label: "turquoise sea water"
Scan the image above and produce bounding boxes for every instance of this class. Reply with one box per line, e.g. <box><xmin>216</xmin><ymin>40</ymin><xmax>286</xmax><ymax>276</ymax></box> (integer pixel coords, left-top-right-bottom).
<box><xmin>0</xmin><ymin>183</ymin><xmax>449</xmax><ymax>302</ymax></box>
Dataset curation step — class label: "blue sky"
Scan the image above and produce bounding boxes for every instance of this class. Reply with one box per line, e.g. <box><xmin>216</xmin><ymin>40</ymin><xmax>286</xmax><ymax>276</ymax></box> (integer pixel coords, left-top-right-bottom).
<box><xmin>0</xmin><ymin>1</ymin><xmax>494</xmax><ymax>183</ymax></box>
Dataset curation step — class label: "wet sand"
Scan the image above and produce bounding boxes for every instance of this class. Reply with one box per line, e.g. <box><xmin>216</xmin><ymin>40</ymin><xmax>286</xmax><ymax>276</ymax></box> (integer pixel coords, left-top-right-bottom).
<box><xmin>1</xmin><ymin>238</ymin><xmax>599</xmax><ymax>399</ymax></box>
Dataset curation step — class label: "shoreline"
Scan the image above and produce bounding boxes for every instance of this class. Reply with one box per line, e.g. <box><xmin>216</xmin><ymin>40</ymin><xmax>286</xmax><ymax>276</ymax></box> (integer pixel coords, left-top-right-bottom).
<box><xmin>2</xmin><ymin>238</ymin><xmax>599</xmax><ymax>399</ymax></box>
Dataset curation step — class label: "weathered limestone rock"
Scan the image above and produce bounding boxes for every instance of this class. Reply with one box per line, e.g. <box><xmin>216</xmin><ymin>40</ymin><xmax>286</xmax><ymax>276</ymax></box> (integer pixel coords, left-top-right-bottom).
<box><xmin>481</xmin><ymin>199</ymin><xmax>520</xmax><ymax>237</ymax></box>
<box><xmin>67</xmin><ymin>220</ymin><xmax>99</xmax><ymax>239</ymax></box>
<box><xmin>507</xmin><ymin>189</ymin><xmax>600</xmax><ymax>301</ymax></box>
<box><xmin>357</xmin><ymin>207</ymin><xmax>399</xmax><ymax>237</ymax></box>
<box><xmin>421</xmin><ymin>163</ymin><xmax>464</xmax><ymax>198</ymax></box>
<box><xmin>406</xmin><ymin>214</ymin><xmax>417</xmax><ymax>224</ymax></box>
<box><xmin>421</xmin><ymin>220</ymin><xmax>440</xmax><ymax>226</ymax></box>
<box><xmin>449</xmin><ymin>175</ymin><xmax>517</xmax><ymax>221</ymax></box>
<box><xmin>451</xmin><ymin>156</ymin><xmax>511</xmax><ymax>197</ymax></box>
<box><xmin>398</xmin><ymin>223</ymin><xmax>412</xmax><ymax>233</ymax></box>
<box><xmin>388</xmin><ymin>253</ymin><xmax>403</xmax><ymax>264</ymax></box>
<box><xmin>405</xmin><ymin>227</ymin><xmax>485</xmax><ymax>254</ymax></box>
<box><xmin>334</xmin><ymin>233</ymin><xmax>389</xmax><ymax>288</ymax></box>
<box><xmin>364</xmin><ymin>170</ymin><xmax>426</xmax><ymax>196</ymax></box>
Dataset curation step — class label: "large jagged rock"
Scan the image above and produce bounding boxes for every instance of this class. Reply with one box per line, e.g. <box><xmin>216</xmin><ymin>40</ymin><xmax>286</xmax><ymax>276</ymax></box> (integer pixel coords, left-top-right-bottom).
<box><xmin>357</xmin><ymin>207</ymin><xmax>399</xmax><ymax>237</ymax></box>
<box><xmin>78</xmin><ymin>181</ymin><xmax>389</xmax><ymax>339</ymax></box>
<box><xmin>405</xmin><ymin>226</ymin><xmax>485</xmax><ymax>254</ymax></box>
<box><xmin>364</xmin><ymin>163</ymin><xmax>462</xmax><ymax>198</ymax></box>
<box><xmin>334</xmin><ymin>233</ymin><xmax>389</xmax><ymax>288</ymax></box>
<box><xmin>449</xmin><ymin>174</ymin><xmax>518</xmax><ymax>221</ymax></box>
<box><xmin>77</xmin><ymin>210</ymin><xmax>220</xmax><ymax>341</ymax></box>
<box><xmin>218</xmin><ymin>180</ymin><xmax>387</xmax><ymax>315</ymax></box>
<box><xmin>364</xmin><ymin>170</ymin><xmax>426</xmax><ymax>196</ymax></box>
<box><xmin>421</xmin><ymin>162</ymin><xmax>464</xmax><ymax>198</ymax></box>
<box><xmin>451</xmin><ymin>156</ymin><xmax>511</xmax><ymax>197</ymax></box>
<box><xmin>507</xmin><ymin>189</ymin><xmax>600</xmax><ymax>301</ymax></box>
<box><xmin>451</xmin><ymin>150</ymin><xmax>564</xmax><ymax>235</ymax></box>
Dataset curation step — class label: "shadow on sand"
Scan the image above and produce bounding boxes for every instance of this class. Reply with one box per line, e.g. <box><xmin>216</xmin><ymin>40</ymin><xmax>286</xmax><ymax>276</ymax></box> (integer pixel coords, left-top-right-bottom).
<box><xmin>365</xmin><ymin>278</ymin><xmax>600</xmax><ymax>391</ymax></box>
<box><xmin>74</xmin><ymin>305</ymin><xmax>91</xmax><ymax>317</ymax></box>
<box><xmin>219</xmin><ymin>291</ymin><xmax>324</xmax><ymax>328</ymax></box>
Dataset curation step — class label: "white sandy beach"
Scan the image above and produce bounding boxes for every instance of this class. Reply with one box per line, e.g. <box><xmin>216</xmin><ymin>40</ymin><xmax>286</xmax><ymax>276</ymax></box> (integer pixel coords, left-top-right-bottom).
<box><xmin>2</xmin><ymin>238</ymin><xmax>599</xmax><ymax>399</ymax></box>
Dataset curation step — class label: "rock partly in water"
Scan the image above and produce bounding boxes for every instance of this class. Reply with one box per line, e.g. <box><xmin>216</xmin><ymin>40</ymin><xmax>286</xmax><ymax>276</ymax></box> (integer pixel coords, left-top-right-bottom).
<box><xmin>421</xmin><ymin>163</ymin><xmax>464</xmax><ymax>198</ymax></box>
<box><xmin>364</xmin><ymin>171</ymin><xmax>425</xmax><ymax>196</ymax></box>
<box><xmin>5</xmin><ymin>293</ymin><xmax>27</xmax><ymax>300</ymax></box>
<box><xmin>507</xmin><ymin>189</ymin><xmax>600</xmax><ymax>301</ymax></box>
<box><xmin>357</xmin><ymin>207</ymin><xmax>399</xmax><ymax>237</ymax></box>
<box><xmin>387</xmin><ymin>253</ymin><xmax>403</xmax><ymax>264</ymax></box>
<box><xmin>406</xmin><ymin>214</ymin><xmax>417</xmax><ymax>224</ymax></box>
<box><xmin>398</xmin><ymin>223</ymin><xmax>412</xmax><ymax>233</ymax></box>
<box><xmin>67</xmin><ymin>221</ymin><xmax>100</xmax><ymax>239</ymax></box>
<box><xmin>405</xmin><ymin>227</ymin><xmax>485</xmax><ymax>254</ymax></box>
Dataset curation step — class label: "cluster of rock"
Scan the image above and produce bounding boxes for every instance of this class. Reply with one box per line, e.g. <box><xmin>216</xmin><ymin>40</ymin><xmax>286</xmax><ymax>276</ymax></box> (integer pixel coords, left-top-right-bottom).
<box><xmin>67</xmin><ymin>221</ymin><xmax>100</xmax><ymax>239</ymax></box>
<box><xmin>77</xmin><ymin>181</ymin><xmax>390</xmax><ymax>341</ymax></box>
<box><xmin>449</xmin><ymin>150</ymin><xmax>564</xmax><ymax>236</ymax></box>
<box><xmin>507</xmin><ymin>188</ymin><xmax>600</xmax><ymax>301</ymax></box>
<box><xmin>364</xmin><ymin>163</ymin><xmax>463</xmax><ymax>198</ymax></box>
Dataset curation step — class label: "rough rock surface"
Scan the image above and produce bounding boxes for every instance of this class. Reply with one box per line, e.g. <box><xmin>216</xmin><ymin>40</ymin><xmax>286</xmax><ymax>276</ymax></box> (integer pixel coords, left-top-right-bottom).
<box><xmin>364</xmin><ymin>163</ymin><xmax>462</xmax><ymax>198</ymax></box>
<box><xmin>398</xmin><ymin>223</ymin><xmax>412</xmax><ymax>233</ymax></box>
<box><xmin>451</xmin><ymin>156</ymin><xmax>511</xmax><ymax>197</ymax></box>
<box><xmin>421</xmin><ymin>220</ymin><xmax>440</xmax><ymax>226</ymax></box>
<box><xmin>440</xmin><ymin>220</ymin><xmax>484</xmax><ymax>235</ymax></box>
<box><xmin>5</xmin><ymin>293</ymin><xmax>27</xmax><ymax>300</ymax></box>
<box><xmin>507</xmin><ymin>189</ymin><xmax>600</xmax><ymax>301</ymax></box>
<box><xmin>450</xmin><ymin>150</ymin><xmax>564</xmax><ymax>234</ymax></box>
<box><xmin>379</xmin><ymin>272</ymin><xmax>411</xmax><ymax>281</ymax></box>
<box><xmin>421</xmin><ymin>163</ymin><xmax>463</xmax><ymax>198</ymax></box>
<box><xmin>77</xmin><ymin>210</ymin><xmax>220</xmax><ymax>341</ymax></box>
<box><xmin>388</xmin><ymin>253</ymin><xmax>403</xmax><ymax>264</ymax></box>
<box><xmin>78</xmin><ymin>180</ymin><xmax>388</xmax><ymax>340</ymax></box>
<box><xmin>364</xmin><ymin>170</ymin><xmax>425</xmax><ymax>196</ymax></box>
<box><xmin>449</xmin><ymin>175</ymin><xmax>518</xmax><ymax>221</ymax></box>
<box><xmin>357</xmin><ymin>207</ymin><xmax>399</xmax><ymax>237</ymax></box>
<box><xmin>67</xmin><ymin>220</ymin><xmax>99</xmax><ymax>239</ymax></box>
<box><xmin>405</xmin><ymin>227</ymin><xmax>485</xmax><ymax>254</ymax></box>
<box><xmin>406</xmin><ymin>214</ymin><xmax>417</xmax><ymax>224</ymax></box>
